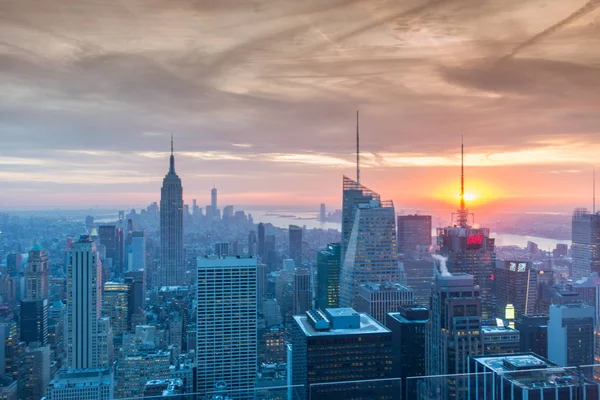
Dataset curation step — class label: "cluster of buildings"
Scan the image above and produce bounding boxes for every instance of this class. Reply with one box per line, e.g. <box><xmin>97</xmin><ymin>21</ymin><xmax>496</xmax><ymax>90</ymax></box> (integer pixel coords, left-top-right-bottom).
<box><xmin>3</xmin><ymin>141</ymin><xmax>600</xmax><ymax>400</ymax></box>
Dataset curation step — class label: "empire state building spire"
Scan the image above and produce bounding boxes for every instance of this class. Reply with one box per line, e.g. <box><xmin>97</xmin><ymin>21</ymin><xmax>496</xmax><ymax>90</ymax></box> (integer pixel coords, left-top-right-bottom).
<box><xmin>169</xmin><ymin>134</ymin><xmax>176</xmax><ymax>174</ymax></box>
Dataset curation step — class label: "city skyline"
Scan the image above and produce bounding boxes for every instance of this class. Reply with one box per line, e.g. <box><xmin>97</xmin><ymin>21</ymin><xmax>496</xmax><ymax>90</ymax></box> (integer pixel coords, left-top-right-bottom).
<box><xmin>1</xmin><ymin>0</ymin><xmax>599</xmax><ymax>212</ymax></box>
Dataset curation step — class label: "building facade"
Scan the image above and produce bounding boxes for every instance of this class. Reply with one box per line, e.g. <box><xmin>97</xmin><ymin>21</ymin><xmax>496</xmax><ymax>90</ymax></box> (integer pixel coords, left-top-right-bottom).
<box><xmin>571</xmin><ymin>208</ymin><xmax>600</xmax><ymax>280</ymax></box>
<box><xmin>548</xmin><ymin>303</ymin><xmax>595</xmax><ymax>367</ymax></box>
<box><xmin>159</xmin><ymin>139</ymin><xmax>185</xmax><ymax>286</ymax></box>
<box><xmin>397</xmin><ymin>215</ymin><xmax>431</xmax><ymax>256</ymax></box>
<box><xmin>196</xmin><ymin>256</ymin><xmax>257</xmax><ymax>399</ymax></box>
<box><xmin>45</xmin><ymin>368</ymin><xmax>114</xmax><ymax>400</ymax></box>
<box><xmin>291</xmin><ymin>308</ymin><xmax>395</xmax><ymax>400</ymax></box>
<box><xmin>494</xmin><ymin>260</ymin><xmax>538</xmax><ymax>319</ymax></box>
<box><xmin>316</xmin><ymin>243</ymin><xmax>341</xmax><ymax>309</ymax></box>
<box><xmin>340</xmin><ymin>179</ymin><xmax>401</xmax><ymax>308</ymax></box>
<box><xmin>67</xmin><ymin>235</ymin><xmax>102</xmax><ymax>369</ymax></box>
<box><xmin>356</xmin><ymin>282</ymin><xmax>413</xmax><ymax>325</ymax></box>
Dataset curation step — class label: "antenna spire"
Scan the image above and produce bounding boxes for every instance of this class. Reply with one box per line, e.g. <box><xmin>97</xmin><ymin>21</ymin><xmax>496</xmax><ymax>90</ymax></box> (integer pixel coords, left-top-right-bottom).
<box><xmin>356</xmin><ymin>110</ymin><xmax>360</xmax><ymax>184</ymax></box>
<box><xmin>460</xmin><ymin>135</ymin><xmax>465</xmax><ymax>213</ymax></box>
<box><xmin>169</xmin><ymin>134</ymin><xmax>175</xmax><ymax>174</ymax></box>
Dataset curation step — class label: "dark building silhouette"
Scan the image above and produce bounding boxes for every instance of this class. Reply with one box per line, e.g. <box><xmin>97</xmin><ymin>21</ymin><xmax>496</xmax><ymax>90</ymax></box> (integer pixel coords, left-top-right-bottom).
<box><xmin>316</xmin><ymin>243</ymin><xmax>341</xmax><ymax>309</ymax></box>
<box><xmin>548</xmin><ymin>303</ymin><xmax>594</xmax><ymax>367</ymax></box>
<box><xmin>386</xmin><ymin>306</ymin><xmax>428</xmax><ymax>399</ymax></box>
<box><xmin>289</xmin><ymin>225</ymin><xmax>303</xmax><ymax>268</ymax></box>
<box><xmin>159</xmin><ymin>138</ymin><xmax>185</xmax><ymax>286</ymax></box>
<box><xmin>494</xmin><ymin>260</ymin><xmax>538</xmax><ymax>319</ymax></box>
<box><xmin>20</xmin><ymin>299</ymin><xmax>48</xmax><ymax>346</ymax></box>
<box><xmin>397</xmin><ymin>215</ymin><xmax>431</xmax><ymax>256</ymax></box>
<box><xmin>257</xmin><ymin>223</ymin><xmax>266</xmax><ymax>260</ymax></box>
<box><xmin>291</xmin><ymin>308</ymin><xmax>395</xmax><ymax>400</ymax></box>
<box><xmin>515</xmin><ymin>314</ymin><xmax>548</xmax><ymax>358</ymax></box>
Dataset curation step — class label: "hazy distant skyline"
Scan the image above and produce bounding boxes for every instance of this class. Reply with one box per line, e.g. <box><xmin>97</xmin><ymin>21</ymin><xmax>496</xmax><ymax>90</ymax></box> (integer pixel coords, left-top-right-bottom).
<box><xmin>1</xmin><ymin>0</ymin><xmax>599</xmax><ymax>212</ymax></box>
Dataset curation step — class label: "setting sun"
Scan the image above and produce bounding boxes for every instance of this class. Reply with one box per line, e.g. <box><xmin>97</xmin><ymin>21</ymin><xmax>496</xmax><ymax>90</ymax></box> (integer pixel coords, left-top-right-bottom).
<box><xmin>463</xmin><ymin>193</ymin><xmax>478</xmax><ymax>202</ymax></box>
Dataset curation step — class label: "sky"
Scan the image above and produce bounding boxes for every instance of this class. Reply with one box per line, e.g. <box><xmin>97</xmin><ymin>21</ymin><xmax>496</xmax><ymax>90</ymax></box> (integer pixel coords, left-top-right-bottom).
<box><xmin>0</xmin><ymin>0</ymin><xmax>599</xmax><ymax>213</ymax></box>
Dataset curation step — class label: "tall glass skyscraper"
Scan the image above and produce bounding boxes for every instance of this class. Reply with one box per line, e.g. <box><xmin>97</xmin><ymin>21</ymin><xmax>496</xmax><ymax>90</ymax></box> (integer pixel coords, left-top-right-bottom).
<box><xmin>160</xmin><ymin>138</ymin><xmax>185</xmax><ymax>286</ymax></box>
<box><xmin>339</xmin><ymin>177</ymin><xmax>400</xmax><ymax>308</ymax></box>
<box><xmin>196</xmin><ymin>256</ymin><xmax>257</xmax><ymax>399</ymax></box>
<box><xmin>571</xmin><ymin>208</ymin><xmax>600</xmax><ymax>280</ymax></box>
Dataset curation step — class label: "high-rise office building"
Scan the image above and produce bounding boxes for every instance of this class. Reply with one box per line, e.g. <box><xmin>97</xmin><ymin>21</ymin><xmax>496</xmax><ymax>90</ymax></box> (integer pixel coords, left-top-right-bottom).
<box><xmin>397</xmin><ymin>215</ymin><xmax>432</xmax><ymax>256</ymax></box>
<box><xmin>125</xmin><ymin>270</ymin><xmax>146</xmax><ymax>327</ymax></box>
<box><xmin>319</xmin><ymin>203</ymin><xmax>326</xmax><ymax>222</ymax></box>
<box><xmin>356</xmin><ymin>282</ymin><xmax>413</xmax><ymax>325</ymax></box>
<box><xmin>196</xmin><ymin>256</ymin><xmax>257</xmax><ymax>399</ymax></box>
<box><xmin>45</xmin><ymin>368</ymin><xmax>114</xmax><ymax>400</ymax></box>
<box><xmin>19</xmin><ymin>299</ymin><xmax>48</xmax><ymax>346</ymax></box>
<box><xmin>98</xmin><ymin>225</ymin><xmax>123</xmax><ymax>274</ymax></box>
<box><xmin>437</xmin><ymin>142</ymin><xmax>496</xmax><ymax>319</ymax></box>
<box><xmin>6</xmin><ymin>253</ymin><xmax>22</xmax><ymax>277</ymax></box>
<box><xmin>494</xmin><ymin>260</ymin><xmax>538</xmax><ymax>319</ymax></box>
<box><xmin>25</xmin><ymin>244</ymin><xmax>48</xmax><ymax>300</ymax></box>
<box><xmin>515</xmin><ymin>314</ymin><xmax>549</xmax><ymax>358</ymax></box>
<box><xmin>437</xmin><ymin>226</ymin><xmax>496</xmax><ymax>319</ymax></box>
<box><xmin>548</xmin><ymin>303</ymin><xmax>595</xmax><ymax>367</ymax></box>
<box><xmin>571</xmin><ymin>208</ymin><xmax>600</xmax><ymax>280</ymax></box>
<box><xmin>402</xmin><ymin>259</ymin><xmax>435</xmax><ymax>305</ymax></box>
<box><xmin>481</xmin><ymin>325</ymin><xmax>520</xmax><ymax>355</ymax></box>
<box><xmin>67</xmin><ymin>235</ymin><xmax>102</xmax><ymax>369</ymax></box>
<box><xmin>20</xmin><ymin>345</ymin><xmax>50</xmax><ymax>400</ymax></box>
<box><xmin>293</xmin><ymin>268</ymin><xmax>311</xmax><ymax>315</ymax></box>
<box><xmin>469</xmin><ymin>353</ymin><xmax>600</xmax><ymax>400</ymax></box>
<box><xmin>291</xmin><ymin>308</ymin><xmax>395</xmax><ymax>400</ymax></box>
<box><xmin>341</xmin><ymin>175</ymin><xmax>380</xmax><ymax>259</ymax></box>
<box><xmin>289</xmin><ymin>225</ymin><xmax>303</xmax><ymax>268</ymax></box>
<box><xmin>570</xmin><ymin>272</ymin><xmax>600</xmax><ymax>324</ymax></box>
<box><xmin>129</xmin><ymin>231</ymin><xmax>146</xmax><ymax>273</ymax></box>
<box><xmin>211</xmin><ymin>187</ymin><xmax>218</xmax><ymax>214</ymax></box>
<box><xmin>103</xmin><ymin>282</ymin><xmax>130</xmax><ymax>335</ymax></box>
<box><xmin>316</xmin><ymin>243</ymin><xmax>341</xmax><ymax>309</ymax></box>
<box><xmin>160</xmin><ymin>138</ymin><xmax>185</xmax><ymax>286</ymax></box>
<box><xmin>214</xmin><ymin>242</ymin><xmax>229</xmax><ymax>257</ymax></box>
<box><xmin>425</xmin><ymin>273</ymin><xmax>482</xmax><ymax>400</ymax></box>
<box><xmin>248</xmin><ymin>231</ymin><xmax>257</xmax><ymax>256</ymax></box>
<box><xmin>340</xmin><ymin>177</ymin><xmax>400</xmax><ymax>308</ymax></box>
<box><xmin>257</xmin><ymin>223</ymin><xmax>266</xmax><ymax>259</ymax></box>
<box><xmin>85</xmin><ymin>215</ymin><xmax>94</xmax><ymax>232</ymax></box>
<box><xmin>386</xmin><ymin>305</ymin><xmax>429</xmax><ymax>398</ymax></box>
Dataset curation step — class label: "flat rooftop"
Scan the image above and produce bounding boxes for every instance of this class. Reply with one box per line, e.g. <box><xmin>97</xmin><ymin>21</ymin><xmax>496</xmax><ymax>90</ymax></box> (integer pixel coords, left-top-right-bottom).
<box><xmin>294</xmin><ymin>313</ymin><xmax>390</xmax><ymax>337</ymax></box>
<box><xmin>482</xmin><ymin>326</ymin><xmax>519</xmax><ymax>334</ymax></box>
<box><xmin>472</xmin><ymin>354</ymin><xmax>585</xmax><ymax>390</ymax></box>
<box><xmin>360</xmin><ymin>282</ymin><xmax>411</xmax><ymax>292</ymax></box>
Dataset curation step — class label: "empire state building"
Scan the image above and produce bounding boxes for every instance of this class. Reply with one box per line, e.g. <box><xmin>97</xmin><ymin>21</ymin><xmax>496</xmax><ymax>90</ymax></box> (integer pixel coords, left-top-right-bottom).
<box><xmin>160</xmin><ymin>137</ymin><xmax>185</xmax><ymax>286</ymax></box>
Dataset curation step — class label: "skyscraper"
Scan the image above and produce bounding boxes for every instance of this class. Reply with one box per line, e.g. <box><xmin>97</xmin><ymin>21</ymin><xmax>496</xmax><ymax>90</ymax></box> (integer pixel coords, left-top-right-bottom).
<box><xmin>257</xmin><ymin>223</ymin><xmax>265</xmax><ymax>260</ymax></box>
<box><xmin>341</xmin><ymin>176</ymin><xmax>380</xmax><ymax>259</ymax></box>
<box><xmin>129</xmin><ymin>231</ymin><xmax>146</xmax><ymax>272</ymax></box>
<box><xmin>211</xmin><ymin>187</ymin><xmax>217</xmax><ymax>213</ymax></box>
<box><xmin>293</xmin><ymin>268</ymin><xmax>311</xmax><ymax>315</ymax></box>
<box><xmin>339</xmin><ymin>177</ymin><xmax>400</xmax><ymax>308</ymax></box>
<box><xmin>436</xmin><ymin>142</ymin><xmax>496</xmax><ymax>319</ymax></box>
<box><xmin>20</xmin><ymin>299</ymin><xmax>48</xmax><ymax>346</ymax></box>
<box><xmin>356</xmin><ymin>282</ymin><xmax>413</xmax><ymax>325</ymax></box>
<box><xmin>571</xmin><ymin>208</ymin><xmax>600</xmax><ymax>280</ymax></box>
<box><xmin>425</xmin><ymin>273</ymin><xmax>482</xmax><ymax>399</ymax></box>
<box><xmin>291</xmin><ymin>308</ymin><xmax>395</xmax><ymax>400</ymax></box>
<box><xmin>515</xmin><ymin>314</ymin><xmax>549</xmax><ymax>358</ymax></box>
<box><xmin>386</xmin><ymin>306</ymin><xmax>429</xmax><ymax>398</ymax></box>
<box><xmin>160</xmin><ymin>137</ymin><xmax>185</xmax><ymax>286</ymax></box>
<box><xmin>46</xmin><ymin>369</ymin><xmax>114</xmax><ymax>400</ymax></box>
<box><xmin>397</xmin><ymin>215</ymin><xmax>432</xmax><ymax>256</ymax></box>
<box><xmin>289</xmin><ymin>225</ymin><xmax>303</xmax><ymax>268</ymax></box>
<box><xmin>103</xmin><ymin>282</ymin><xmax>130</xmax><ymax>335</ymax></box>
<box><xmin>548</xmin><ymin>303</ymin><xmax>595</xmax><ymax>367</ymax></box>
<box><xmin>196</xmin><ymin>256</ymin><xmax>257</xmax><ymax>399</ymax></box>
<box><xmin>67</xmin><ymin>235</ymin><xmax>102</xmax><ymax>369</ymax></box>
<box><xmin>25</xmin><ymin>244</ymin><xmax>48</xmax><ymax>300</ymax></box>
<box><xmin>494</xmin><ymin>260</ymin><xmax>538</xmax><ymax>319</ymax></box>
<box><xmin>316</xmin><ymin>243</ymin><xmax>341</xmax><ymax>309</ymax></box>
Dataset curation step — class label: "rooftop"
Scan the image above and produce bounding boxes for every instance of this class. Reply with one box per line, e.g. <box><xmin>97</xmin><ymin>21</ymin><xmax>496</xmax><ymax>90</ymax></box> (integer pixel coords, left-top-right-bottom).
<box><xmin>482</xmin><ymin>325</ymin><xmax>520</xmax><ymax>334</ymax></box>
<box><xmin>294</xmin><ymin>312</ymin><xmax>390</xmax><ymax>337</ymax></box>
<box><xmin>360</xmin><ymin>282</ymin><xmax>411</xmax><ymax>292</ymax></box>
<box><xmin>48</xmin><ymin>368</ymin><xmax>112</xmax><ymax>389</ymax></box>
